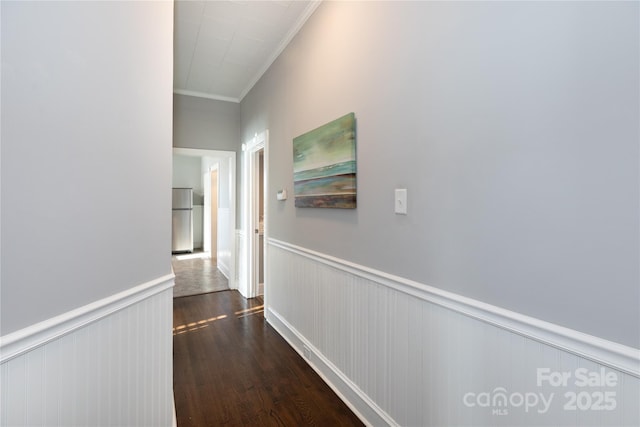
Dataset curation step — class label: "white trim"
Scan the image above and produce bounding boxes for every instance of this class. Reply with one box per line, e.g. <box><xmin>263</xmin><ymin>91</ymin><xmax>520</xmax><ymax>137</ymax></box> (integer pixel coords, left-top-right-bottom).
<box><xmin>173</xmin><ymin>89</ymin><xmax>239</xmax><ymax>104</ymax></box>
<box><xmin>267</xmin><ymin>307</ymin><xmax>396</xmax><ymax>427</ymax></box>
<box><xmin>174</xmin><ymin>2</ymin><xmax>321</xmax><ymax>104</ymax></box>
<box><xmin>217</xmin><ymin>260</ymin><xmax>230</xmax><ymax>281</ymax></box>
<box><xmin>268</xmin><ymin>238</ymin><xmax>640</xmax><ymax>378</ymax></box>
<box><xmin>173</xmin><ymin>147</ymin><xmax>237</xmax><ymax>290</ymax></box>
<box><xmin>239</xmin><ymin>1</ymin><xmax>322</xmax><ymax>101</ymax></box>
<box><xmin>173</xmin><ymin>393</ymin><xmax>178</xmax><ymax>427</ymax></box>
<box><xmin>0</xmin><ymin>273</ymin><xmax>175</xmax><ymax>364</ymax></box>
<box><xmin>234</xmin><ymin>229</ymin><xmax>245</xmax><ymax>290</ymax></box>
<box><xmin>240</xmin><ymin>131</ymin><xmax>268</xmax><ymax>299</ymax></box>
<box><xmin>173</xmin><ymin>147</ymin><xmax>235</xmax><ymax>159</ymax></box>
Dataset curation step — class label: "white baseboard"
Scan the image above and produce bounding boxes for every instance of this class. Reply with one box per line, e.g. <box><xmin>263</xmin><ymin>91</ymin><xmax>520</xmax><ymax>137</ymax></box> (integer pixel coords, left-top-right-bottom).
<box><xmin>0</xmin><ymin>273</ymin><xmax>175</xmax><ymax>363</ymax></box>
<box><xmin>173</xmin><ymin>393</ymin><xmax>178</xmax><ymax>427</ymax></box>
<box><xmin>268</xmin><ymin>238</ymin><xmax>639</xmax><ymax>378</ymax></box>
<box><xmin>218</xmin><ymin>259</ymin><xmax>230</xmax><ymax>280</ymax></box>
<box><xmin>267</xmin><ymin>308</ymin><xmax>396</xmax><ymax>427</ymax></box>
<box><xmin>266</xmin><ymin>240</ymin><xmax>640</xmax><ymax>426</ymax></box>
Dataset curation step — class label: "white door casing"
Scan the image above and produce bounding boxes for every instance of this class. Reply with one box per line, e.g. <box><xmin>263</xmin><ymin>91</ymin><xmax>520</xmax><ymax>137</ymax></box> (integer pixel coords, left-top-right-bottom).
<box><xmin>240</xmin><ymin>131</ymin><xmax>268</xmax><ymax>300</ymax></box>
<box><xmin>172</xmin><ymin>147</ymin><xmax>236</xmax><ymax>288</ymax></box>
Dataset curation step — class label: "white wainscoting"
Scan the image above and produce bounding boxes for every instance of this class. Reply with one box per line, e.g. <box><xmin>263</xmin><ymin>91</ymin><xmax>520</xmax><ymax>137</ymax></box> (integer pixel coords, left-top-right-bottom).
<box><xmin>236</xmin><ymin>229</ymin><xmax>248</xmax><ymax>297</ymax></box>
<box><xmin>216</xmin><ymin>207</ymin><xmax>232</xmax><ymax>281</ymax></box>
<box><xmin>0</xmin><ymin>274</ymin><xmax>175</xmax><ymax>427</ymax></box>
<box><xmin>267</xmin><ymin>239</ymin><xmax>640</xmax><ymax>427</ymax></box>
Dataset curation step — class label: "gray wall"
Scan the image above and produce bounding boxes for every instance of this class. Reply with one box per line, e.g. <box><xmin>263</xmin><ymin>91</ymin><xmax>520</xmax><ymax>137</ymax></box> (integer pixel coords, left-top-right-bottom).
<box><xmin>173</xmin><ymin>155</ymin><xmax>204</xmax><ymax>204</ymax></box>
<box><xmin>173</xmin><ymin>94</ymin><xmax>241</xmax><ymax>221</ymax></box>
<box><xmin>241</xmin><ymin>1</ymin><xmax>639</xmax><ymax>347</ymax></box>
<box><xmin>173</xmin><ymin>94</ymin><xmax>240</xmax><ymax>152</ymax></box>
<box><xmin>1</xmin><ymin>1</ymin><xmax>174</xmax><ymax>335</ymax></box>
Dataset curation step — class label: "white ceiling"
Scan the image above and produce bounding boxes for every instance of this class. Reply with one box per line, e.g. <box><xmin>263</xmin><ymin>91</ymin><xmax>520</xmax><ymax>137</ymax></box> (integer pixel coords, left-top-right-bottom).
<box><xmin>174</xmin><ymin>0</ymin><xmax>320</xmax><ymax>103</ymax></box>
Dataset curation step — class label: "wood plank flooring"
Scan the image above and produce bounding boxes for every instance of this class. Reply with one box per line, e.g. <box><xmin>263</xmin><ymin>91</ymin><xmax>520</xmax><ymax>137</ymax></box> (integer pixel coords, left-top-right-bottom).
<box><xmin>173</xmin><ymin>291</ymin><xmax>363</xmax><ymax>426</ymax></box>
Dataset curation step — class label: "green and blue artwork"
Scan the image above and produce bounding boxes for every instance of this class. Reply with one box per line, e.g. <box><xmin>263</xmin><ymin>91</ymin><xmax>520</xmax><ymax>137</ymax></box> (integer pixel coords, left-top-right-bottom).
<box><xmin>293</xmin><ymin>113</ymin><xmax>356</xmax><ymax>208</ymax></box>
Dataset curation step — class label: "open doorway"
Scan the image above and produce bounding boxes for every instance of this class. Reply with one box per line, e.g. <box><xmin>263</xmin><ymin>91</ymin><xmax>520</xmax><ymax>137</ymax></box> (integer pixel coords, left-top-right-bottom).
<box><xmin>172</xmin><ymin>148</ymin><xmax>237</xmax><ymax>293</ymax></box>
<box><xmin>240</xmin><ymin>131</ymin><xmax>267</xmax><ymax>300</ymax></box>
<box><xmin>255</xmin><ymin>150</ymin><xmax>264</xmax><ymax>296</ymax></box>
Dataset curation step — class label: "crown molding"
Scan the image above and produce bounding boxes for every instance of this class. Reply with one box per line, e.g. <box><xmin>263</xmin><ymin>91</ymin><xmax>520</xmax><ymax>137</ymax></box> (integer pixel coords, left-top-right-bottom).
<box><xmin>174</xmin><ymin>1</ymin><xmax>322</xmax><ymax>104</ymax></box>
<box><xmin>239</xmin><ymin>0</ymin><xmax>322</xmax><ymax>101</ymax></box>
<box><xmin>173</xmin><ymin>89</ymin><xmax>240</xmax><ymax>104</ymax></box>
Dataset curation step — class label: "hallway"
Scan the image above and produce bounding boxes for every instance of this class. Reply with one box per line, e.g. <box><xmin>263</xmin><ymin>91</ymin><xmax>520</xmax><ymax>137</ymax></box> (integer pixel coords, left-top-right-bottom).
<box><xmin>173</xmin><ymin>291</ymin><xmax>363</xmax><ymax>426</ymax></box>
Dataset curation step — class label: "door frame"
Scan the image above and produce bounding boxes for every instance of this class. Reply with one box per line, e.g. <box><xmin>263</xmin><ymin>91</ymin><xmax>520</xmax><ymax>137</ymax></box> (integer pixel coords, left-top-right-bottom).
<box><xmin>203</xmin><ymin>164</ymin><xmax>219</xmax><ymax>259</ymax></box>
<box><xmin>241</xmin><ymin>131</ymin><xmax>268</xmax><ymax>299</ymax></box>
<box><xmin>202</xmin><ymin>162</ymin><xmax>218</xmax><ymax>254</ymax></box>
<box><xmin>173</xmin><ymin>147</ymin><xmax>236</xmax><ymax>289</ymax></box>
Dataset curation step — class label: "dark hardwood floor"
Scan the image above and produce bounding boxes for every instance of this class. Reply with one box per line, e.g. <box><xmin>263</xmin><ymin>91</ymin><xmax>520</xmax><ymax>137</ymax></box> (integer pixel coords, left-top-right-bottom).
<box><xmin>173</xmin><ymin>290</ymin><xmax>364</xmax><ymax>426</ymax></box>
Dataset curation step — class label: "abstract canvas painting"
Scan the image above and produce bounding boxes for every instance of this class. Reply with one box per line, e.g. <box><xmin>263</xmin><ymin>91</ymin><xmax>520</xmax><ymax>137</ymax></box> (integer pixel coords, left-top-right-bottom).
<box><xmin>293</xmin><ymin>113</ymin><xmax>356</xmax><ymax>208</ymax></box>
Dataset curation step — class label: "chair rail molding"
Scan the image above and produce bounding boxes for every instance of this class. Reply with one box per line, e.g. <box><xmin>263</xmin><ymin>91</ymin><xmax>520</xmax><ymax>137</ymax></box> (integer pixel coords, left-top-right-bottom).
<box><xmin>0</xmin><ymin>273</ymin><xmax>175</xmax><ymax>363</ymax></box>
<box><xmin>267</xmin><ymin>238</ymin><xmax>640</xmax><ymax>378</ymax></box>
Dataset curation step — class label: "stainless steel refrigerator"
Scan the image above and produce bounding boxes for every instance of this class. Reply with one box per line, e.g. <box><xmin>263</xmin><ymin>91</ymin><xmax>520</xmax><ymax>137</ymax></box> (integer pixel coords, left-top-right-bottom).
<box><xmin>172</xmin><ymin>188</ymin><xmax>193</xmax><ymax>253</ymax></box>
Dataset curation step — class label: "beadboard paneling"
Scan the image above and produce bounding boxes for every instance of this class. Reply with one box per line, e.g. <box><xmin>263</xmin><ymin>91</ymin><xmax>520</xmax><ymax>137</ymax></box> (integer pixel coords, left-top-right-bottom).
<box><xmin>216</xmin><ymin>207</ymin><xmax>232</xmax><ymax>279</ymax></box>
<box><xmin>267</xmin><ymin>240</ymin><xmax>640</xmax><ymax>427</ymax></box>
<box><xmin>0</xmin><ymin>279</ymin><xmax>174</xmax><ymax>427</ymax></box>
<box><xmin>236</xmin><ymin>229</ymin><xmax>248</xmax><ymax>296</ymax></box>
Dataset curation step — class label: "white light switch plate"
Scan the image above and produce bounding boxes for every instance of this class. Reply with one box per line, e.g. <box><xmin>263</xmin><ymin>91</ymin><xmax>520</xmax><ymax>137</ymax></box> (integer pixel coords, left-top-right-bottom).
<box><xmin>395</xmin><ymin>189</ymin><xmax>407</xmax><ymax>214</ymax></box>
